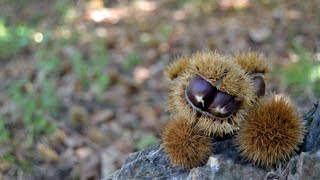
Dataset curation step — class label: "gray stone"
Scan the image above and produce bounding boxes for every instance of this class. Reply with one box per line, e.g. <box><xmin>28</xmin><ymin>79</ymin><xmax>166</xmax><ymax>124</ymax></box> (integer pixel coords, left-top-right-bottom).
<box><xmin>249</xmin><ymin>27</ymin><xmax>271</xmax><ymax>43</ymax></box>
<box><xmin>104</xmin><ymin>144</ymin><xmax>268</xmax><ymax>180</ymax></box>
<box><xmin>105</xmin><ymin>103</ymin><xmax>320</xmax><ymax>180</ymax></box>
<box><xmin>286</xmin><ymin>151</ymin><xmax>320</xmax><ymax>180</ymax></box>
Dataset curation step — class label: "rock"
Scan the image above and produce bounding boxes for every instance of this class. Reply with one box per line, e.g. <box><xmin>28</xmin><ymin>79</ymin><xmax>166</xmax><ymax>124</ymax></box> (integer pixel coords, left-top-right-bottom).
<box><xmin>286</xmin><ymin>151</ymin><xmax>320</xmax><ymax>180</ymax></box>
<box><xmin>65</xmin><ymin>136</ymin><xmax>84</xmax><ymax>148</ymax></box>
<box><xmin>105</xmin><ymin>103</ymin><xmax>320</xmax><ymax>180</ymax></box>
<box><xmin>301</xmin><ymin>103</ymin><xmax>320</xmax><ymax>152</ymax></box>
<box><xmin>75</xmin><ymin>147</ymin><xmax>100</xmax><ymax>179</ymax></box>
<box><xmin>86</xmin><ymin>127</ymin><xmax>106</xmax><ymax>144</ymax></box>
<box><xmin>104</xmin><ymin>144</ymin><xmax>267</xmax><ymax>180</ymax></box>
<box><xmin>92</xmin><ymin>109</ymin><xmax>115</xmax><ymax>125</ymax></box>
<box><xmin>249</xmin><ymin>27</ymin><xmax>271</xmax><ymax>43</ymax></box>
<box><xmin>101</xmin><ymin>146</ymin><xmax>124</xmax><ymax>178</ymax></box>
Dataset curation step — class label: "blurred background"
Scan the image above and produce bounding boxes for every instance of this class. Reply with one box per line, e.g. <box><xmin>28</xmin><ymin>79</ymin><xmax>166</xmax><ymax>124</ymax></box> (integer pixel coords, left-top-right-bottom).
<box><xmin>0</xmin><ymin>0</ymin><xmax>319</xmax><ymax>179</ymax></box>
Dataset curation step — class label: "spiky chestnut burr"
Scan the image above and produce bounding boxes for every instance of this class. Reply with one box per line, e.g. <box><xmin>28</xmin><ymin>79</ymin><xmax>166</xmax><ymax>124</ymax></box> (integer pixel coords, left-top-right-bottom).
<box><xmin>234</xmin><ymin>52</ymin><xmax>271</xmax><ymax>97</ymax></box>
<box><xmin>165</xmin><ymin>55</ymin><xmax>192</xmax><ymax>80</ymax></box>
<box><xmin>234</xmin><ymin>52</ymin><xmax>271</xmax><ymax>75</ymax></box>
<box><xmin>166</xmin><ymin>52</ymin><xmax>256</xmax><ymax>137</ymax></box>
<box><xmin>236</xmin><ymin>95</ymin><xmax>305</xmax><ymax>167</ymax></box>
<box><xmin>162</xmin><ymin>117</ymin><xmax>213</xmax><ymax>169</ymax></box>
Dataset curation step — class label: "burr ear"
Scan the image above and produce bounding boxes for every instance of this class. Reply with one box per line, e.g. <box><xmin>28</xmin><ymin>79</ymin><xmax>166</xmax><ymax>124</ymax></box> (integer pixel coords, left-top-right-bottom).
<box><xmin>165</xmin><ymin>56</ymin><xmax>191</xmax><ymax>80</ymax></box>
<box><xmin>234</xmin><ymin>52</ymin><xmax>271</xmax><ymax>75</ymax></box>
<box><xmin>234</xmin><ymin>52</ymin><xmax>270</xmax><ymax>97</ymax></box>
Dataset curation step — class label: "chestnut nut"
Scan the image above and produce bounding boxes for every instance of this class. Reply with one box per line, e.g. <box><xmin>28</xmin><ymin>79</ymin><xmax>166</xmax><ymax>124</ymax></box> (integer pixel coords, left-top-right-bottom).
<box><xmin>186</xmin><ymin>74</ymin><xmax>240</xmax><ymax>118</ymax></box>
<box><xmin>252</xmin><ymin>75</ymin><xmax>266</xmax><ymax>97</ymax></box>
<box><xmin>186</xmin><ymin>74</ymin><xmax>215</xmax><ymax>110</ymax></box>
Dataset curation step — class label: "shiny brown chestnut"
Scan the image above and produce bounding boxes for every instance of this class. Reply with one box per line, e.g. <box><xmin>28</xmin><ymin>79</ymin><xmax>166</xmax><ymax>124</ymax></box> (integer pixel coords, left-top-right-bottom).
<box><xmin>185</xmin><ymin>74</ymin><xmax>240</xmax><ymax>118</ymax></box>
<box><xmin>252</xmin><ymin>75</ymin><xmax>265</xmax><ymax>97</ymax></box>
<box><xmin>208</xmin><ymin>91</ymin><xmax>240</xmax><ymax>118</ymax></box>
<box><xmin>186</xmin><ymin>74</ymin><xmax>216</xmax><ymax>110</ymax></box>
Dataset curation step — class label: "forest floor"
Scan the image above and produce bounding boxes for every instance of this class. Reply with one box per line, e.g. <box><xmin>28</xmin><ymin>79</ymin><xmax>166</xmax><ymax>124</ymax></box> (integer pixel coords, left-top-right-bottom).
<box><xmin>0</xmin><ymin>0</ymin><xmax>319</xmax><ymax>179</ymax></box>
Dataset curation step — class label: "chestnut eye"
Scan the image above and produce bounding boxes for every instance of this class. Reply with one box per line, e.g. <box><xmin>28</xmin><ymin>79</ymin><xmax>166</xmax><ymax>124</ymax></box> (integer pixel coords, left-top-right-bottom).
<box><xmin>208</xmin><ymin>91</ymin><xmax>240</xmax><ymax>118</ymax></box>
<box><xmin>185</xmin><ymin>74</ymin><xmax>240</xmax><ymax>118</ymax></box>
<box><xmin>252</xmin><ymin>75</ymin><xmax>265</xmax><ymax>97</ymax></box>
<box><xmin>186</xmin><ymin>74</ymin><xmax>215</xmax><ymax>110</ymax></box>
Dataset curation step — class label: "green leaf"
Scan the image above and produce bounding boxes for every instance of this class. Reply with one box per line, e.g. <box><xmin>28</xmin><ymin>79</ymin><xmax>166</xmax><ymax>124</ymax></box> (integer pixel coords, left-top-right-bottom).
<box><xmin>122</xmin><ymin>53</ymin><xmax>141</xmax><ymax>70</ymax></box>
<box><xmin>2</xmin><ymin>153</ymin><xmax>15</xmax><ymax>164</ymax></box>
<box><xmin>0</xmin><ymin>120</ymin><xmax>9</xmax><ymax>143</ymax></box>
<box><xmin>136</xmin><ymin>134</ymin><xmax>159</xmax><ymax>150</ymax></box>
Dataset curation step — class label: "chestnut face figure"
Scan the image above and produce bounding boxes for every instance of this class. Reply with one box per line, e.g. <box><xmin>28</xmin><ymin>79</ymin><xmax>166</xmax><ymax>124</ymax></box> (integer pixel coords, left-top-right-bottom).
<box><xmin>163</xmin><ymin>52</ymin><xmax>304</xmax><ymax>169</ymax></box>
<box><xmin>186</xmin><ymin>74</ymin><xmax>240</xmax><ymax>118</ymax></box>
